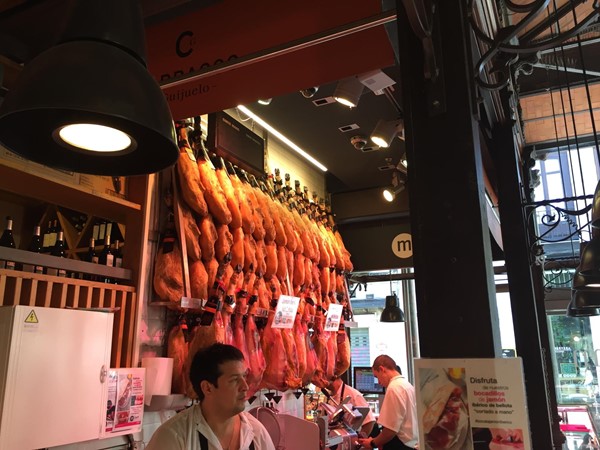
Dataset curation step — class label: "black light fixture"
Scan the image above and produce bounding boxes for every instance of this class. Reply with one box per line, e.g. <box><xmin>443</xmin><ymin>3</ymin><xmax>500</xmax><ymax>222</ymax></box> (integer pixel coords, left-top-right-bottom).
<box><xmin>577</xmin><ymin>239</ymin><xmax>600</xmax><ymax>277</ymax></box>
<box><xmin>570</xmin><ymin>290</ymin><xmax>600</xmax><ymax>310</ymax></box>
<box><xmin>0</xmin><ymin>0</ymin><xmax>178</xmax><ymax>176</ymax></box>
<box><xmin>380</xmin><ymin>293</ymin><xmax>405</xmax><ymax>322</ymax></box>
<box><xmin>567</xmin><ymin>300</ymin><xmax>600</xmax><ymax>317</ymax></box>
<box><xmin>573</xmin><ymin>271</ymin><xmax>600</xmax><ymax>290</ymax></box>
<box><xmin>333</xmin><ymin>77</ymin><xmax>364</xmax><ymax>108</ymax></box>
<box><xmin>370</xmin><ymin>119</ymin><xmax>404</xmax><ymax>148</ymax></box>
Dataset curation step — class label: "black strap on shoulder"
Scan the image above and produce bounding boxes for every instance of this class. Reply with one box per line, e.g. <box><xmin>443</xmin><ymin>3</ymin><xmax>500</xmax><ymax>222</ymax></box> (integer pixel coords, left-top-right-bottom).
<box><xmin>198</xmin><ymin>430</ymin><xmax>255</xmax><ymax>450</ymax></box>
<box><xmin>199</xmin><ymin>431</ymin><xmax>209</xmax><ymax>450</ymax></box>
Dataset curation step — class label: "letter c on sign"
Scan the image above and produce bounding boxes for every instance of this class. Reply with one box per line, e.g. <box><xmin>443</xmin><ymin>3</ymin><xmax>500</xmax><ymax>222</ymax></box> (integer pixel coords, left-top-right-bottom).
<box><xmin>392</xmin><ymin>233</ymin><xmax>413</xmax><ymax>259</ymax></box>
<box><xmin>176</xmin><ymin>30</ymin><xmax>194</xmax><ymax>58</ymax></box>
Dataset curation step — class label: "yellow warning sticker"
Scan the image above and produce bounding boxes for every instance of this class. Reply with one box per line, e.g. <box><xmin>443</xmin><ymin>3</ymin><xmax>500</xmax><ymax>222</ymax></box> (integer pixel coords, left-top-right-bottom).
<box><xmin>25</xmin><ymin>310</ymin><xmax>39</xmax><ymax>324</ymax></box>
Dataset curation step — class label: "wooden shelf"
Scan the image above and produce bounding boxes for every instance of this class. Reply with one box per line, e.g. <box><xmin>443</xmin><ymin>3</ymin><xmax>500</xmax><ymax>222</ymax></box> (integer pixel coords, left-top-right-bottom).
<box><xmin>0</xmin><ymin>163</ymin><xmax>141</xmax><ymax>224</ymax></box>
<box><xmin>0</xmin><ymin>247</ymin><xmax>132</xmax><ymax>281</ymax></box>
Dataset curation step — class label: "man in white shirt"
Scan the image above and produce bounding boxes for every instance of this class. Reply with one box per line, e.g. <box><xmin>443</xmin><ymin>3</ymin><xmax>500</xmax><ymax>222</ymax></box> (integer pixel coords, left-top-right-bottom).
<box><xmin>146</xmin><ymin>343</ymin><xmax>275</xmax><ymax>450</ymax></box>
<box><xmin>358</xmin><ymin>355</ymin><xmax>418</xmax><ymax>450</ymax></box>
<box><xmin>325</xmin><ymin>374</ymin><xmax>376</xmax><ymax>436</ymax></box>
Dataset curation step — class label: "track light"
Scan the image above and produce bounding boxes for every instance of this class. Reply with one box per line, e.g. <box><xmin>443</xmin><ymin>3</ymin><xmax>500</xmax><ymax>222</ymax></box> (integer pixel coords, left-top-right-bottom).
<box><xmin>300</xmin><ymin>87</ymin><xmax>319</xmax><ymax>98</ymax></box>
<box><xmin>333</xmin><ymin>77</ymin><xmax>364</xmax><ymax>108</ymax></box>
<box><xmin>371</xmin><ymin>119</ymin><xmax>404</xmax><ymax>148</ymax></box>
<box><xmin>383</xmin><ymin>183</ymin><xmax>405</xmax><ymax>202</ymax></box>
<box><xmin>0</xmin><ymin>0</ymin><xmax>178</xmax><ymax>176</ymax></box>
<box><xmin>258</xmin><ymin>98</ymin><xmax>272</xmax><ymax>105</ymax></box>
<box><xmin>383</xmin><ymin>171</ymin><xmax>405</xmax><ymax>202</ymax></box>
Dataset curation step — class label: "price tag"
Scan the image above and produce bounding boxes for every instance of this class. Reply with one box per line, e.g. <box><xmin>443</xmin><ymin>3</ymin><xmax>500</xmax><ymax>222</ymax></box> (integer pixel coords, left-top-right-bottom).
<box><xmin>271</xmin><ymin>295</ymin><xmax>300</xmax><ymax>329</ymax></box>
<box><xmin>324</xmin><ymin>303</ymin><xmax>344</xmax><ymax>331</ymax></box>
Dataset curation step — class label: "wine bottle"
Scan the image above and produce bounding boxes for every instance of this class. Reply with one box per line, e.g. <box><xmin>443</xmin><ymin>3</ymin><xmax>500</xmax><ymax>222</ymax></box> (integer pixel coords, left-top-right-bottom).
<box><xmin>0</xmin><ymin>216</ymin><xmax>16</xmax><ymax>270</ymax></box>
<box><xmin>42</xmin><ymin>220</ymin><xmax>52</xmax><ymax>252</ymax></box>
<box><xmin>84</xmin><ymin>238</ymin><xmax>98</xmax><ymax>281</ymax></box>
<box><xmin>86</xmin><ymin>238</ymin><xmax>98</xmax><ymax>264</ymax></box>
<box><xmin>113</xmin><ymin>240</ymin><xmax>123</xmax><ymax>268</ymax></box>
<box><xmin>27</xmin><ymin>225</ymin><xmax>44</xmax><ymax>274</ymax></box>
<box><xmin>47</xmin><ymin>219</ymin><xmax>59</xmax><ymax>250</ymax></box>
<box><xmin>51</xmin><ymin>230</ymin><xmax>67</xmax><ymax>277</ymax></box>
<box><xmin>99</xmin><ymin>235</ymin><xmax>114</xmax><ymax>283</ymax></box>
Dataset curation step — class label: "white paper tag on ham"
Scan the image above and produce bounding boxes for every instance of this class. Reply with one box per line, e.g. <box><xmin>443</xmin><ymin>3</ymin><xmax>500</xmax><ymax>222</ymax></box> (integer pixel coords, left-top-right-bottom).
<box><xmin>324</xmin><ymin>303</ymin><xmax>343</xmax><ymax>331</ymax></box>
<box><xmin>271</xmin><ymin>295</ymin><xmax>300</xmax><ymax>329</ymax></box>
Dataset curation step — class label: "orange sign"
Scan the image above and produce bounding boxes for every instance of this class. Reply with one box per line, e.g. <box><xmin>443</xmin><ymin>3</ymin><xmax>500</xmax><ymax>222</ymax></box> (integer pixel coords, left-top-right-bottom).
<box><xmin>145</xmin><ymin>0</ymin><xmax>396</xmax><ymax>120</ymax></box>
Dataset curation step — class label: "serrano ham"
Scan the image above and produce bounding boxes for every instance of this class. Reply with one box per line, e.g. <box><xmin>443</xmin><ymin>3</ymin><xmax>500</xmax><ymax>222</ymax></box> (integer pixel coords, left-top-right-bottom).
<box><xmin>153</xmin><ymin>236</ymin><xmax>183</xmax><ymax>305</ymax></box>
<box><xmin>167</xmin><ymin>323</ymin><xmax>188</xmax><ymax>394</ymax></box>
<box><xmin>194</xmin><ymin>143</ymin><xmax>232</xmax><ymax>225</ymax></box>
<box><xmin>176</xmin><ymin>126</ymin><xmax>208</xmax><ymax>217</ymax></box>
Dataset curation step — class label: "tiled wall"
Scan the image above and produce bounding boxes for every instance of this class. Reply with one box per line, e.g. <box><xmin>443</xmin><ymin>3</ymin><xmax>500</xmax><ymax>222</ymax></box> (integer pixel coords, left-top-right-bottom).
<box><xmin>519</xmin><ymin>84</ymin><xmax>600</xmax><ymax>144</ymax></box>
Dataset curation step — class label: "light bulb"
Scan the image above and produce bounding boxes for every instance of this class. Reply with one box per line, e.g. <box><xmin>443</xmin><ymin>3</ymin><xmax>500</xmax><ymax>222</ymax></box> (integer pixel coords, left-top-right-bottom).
<box><xmin>57</xmin><ymin>123</ymin><xmax>132</xmax><ymax>152</ymax></box>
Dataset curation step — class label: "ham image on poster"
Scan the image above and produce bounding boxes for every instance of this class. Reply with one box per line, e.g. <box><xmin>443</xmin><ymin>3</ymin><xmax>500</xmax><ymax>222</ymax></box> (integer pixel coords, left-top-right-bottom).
<box><xmin>419</xmin><ymin>367</ymin><xmax>472</xmax><ymax>450</ymax></box>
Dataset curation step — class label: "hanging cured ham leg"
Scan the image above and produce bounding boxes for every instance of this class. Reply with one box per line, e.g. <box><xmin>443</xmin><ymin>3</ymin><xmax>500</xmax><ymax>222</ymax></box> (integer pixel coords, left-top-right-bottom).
<box><xmin>175</xmin><ymin>125</ymin><xmax>208</xmax><ymax>217</ymax></box>
<box><xmin>167</xmin><ymin>322</ymin><xmax>188</xmax><ymax>395</ymax></box>
<box><xmin>245</xmin><ymin>295</ymin><xmax>266</xmax><ymax>395</ymax></box>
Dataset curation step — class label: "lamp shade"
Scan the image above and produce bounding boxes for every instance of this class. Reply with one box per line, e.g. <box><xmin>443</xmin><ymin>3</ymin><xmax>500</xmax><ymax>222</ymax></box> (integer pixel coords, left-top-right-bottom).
<box><xmin>578</xmin><ymin>239</ymin><xmax>600</xmax><ymax>277</ymax></box>
<box><xmin>380</xmin><ymin>294</ymin><xmax>405</xmax><ymax>322</ymax></box>
<box><xmin>571</xmin><ymin>290</ymin><xmax>600</xmax><ymax>309</ymax></box>
<box><xmin>567</xmin><ymin>300</ymin><xmax>600</xmax><ymax>317</ymax></box>
<box><xmin>0</xmin><ymin>0</ymin><xmax>178</xmax><ymax>176</ymax></box>
<box><xmin>591</xmin><ymin>179</ymin><xmax>600</xmax><ymax>228</ymax></box>
<box><xmin>573</xmin><ymin>271</ymin><xmax>600</xmax><ymax>289</ymax></box>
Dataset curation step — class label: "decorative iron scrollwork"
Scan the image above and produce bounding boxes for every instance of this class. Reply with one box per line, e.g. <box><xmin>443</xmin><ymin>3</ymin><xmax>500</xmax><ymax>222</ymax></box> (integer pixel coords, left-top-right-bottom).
<box><xmin>468</xmin><ymin>0</ymin><xmax>600</xmax><ymax>90</ymax></box>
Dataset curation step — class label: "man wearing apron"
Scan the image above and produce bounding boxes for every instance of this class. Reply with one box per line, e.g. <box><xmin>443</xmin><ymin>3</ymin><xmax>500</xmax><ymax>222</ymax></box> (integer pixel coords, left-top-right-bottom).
<box><xmin>358</xmin><ymin>355</ymin><xmax>418</xmax><ymax>450</ymax></box>
<box><xmin>147</xmin><ymin>343</ymin><xmax>275</xmax><ymax>450</ymax></box>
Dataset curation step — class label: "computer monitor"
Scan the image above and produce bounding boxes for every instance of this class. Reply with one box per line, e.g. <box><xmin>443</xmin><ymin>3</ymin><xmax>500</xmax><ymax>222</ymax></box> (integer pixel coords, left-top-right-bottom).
<box><xmin>353</xmin><ymin>366</ymin><xmax>385</xmax><ymax>394</ymax></box>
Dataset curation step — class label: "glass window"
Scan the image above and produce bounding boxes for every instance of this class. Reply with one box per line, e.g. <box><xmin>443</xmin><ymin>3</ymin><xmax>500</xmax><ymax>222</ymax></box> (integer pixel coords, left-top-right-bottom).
<box><xmin>548</xmin><ymin>314</ymin><xmax>598</xmax><ymax>405</ymax></box>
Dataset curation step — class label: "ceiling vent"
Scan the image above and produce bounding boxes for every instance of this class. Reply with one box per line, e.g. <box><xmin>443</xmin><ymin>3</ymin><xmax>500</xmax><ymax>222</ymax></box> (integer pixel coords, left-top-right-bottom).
<box><xmin>378</xmin><ymin>158</ymin><xmax>397</xmax><ymax>171</ymax></box>
<box><xmin>339</xmin><ymin>123</ymin><xmax>360</xmax><ymax>133</ymax></box>
<box><xmin>312</xmin><ymin>96</ymin><xmax>336</xmax><ymax>107</ymax></box>
<box><xmin>360</xmin><ymin>145</ymin><xmax>380</xmax><ymax>153</ymax></box>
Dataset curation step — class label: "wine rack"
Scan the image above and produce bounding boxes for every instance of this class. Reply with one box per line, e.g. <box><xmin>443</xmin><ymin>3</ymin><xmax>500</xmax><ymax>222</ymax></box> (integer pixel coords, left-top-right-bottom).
<box><xmin>0</xmin><ymin>268</ymin><xmax>137</xmax><ymax>368</ymax></box>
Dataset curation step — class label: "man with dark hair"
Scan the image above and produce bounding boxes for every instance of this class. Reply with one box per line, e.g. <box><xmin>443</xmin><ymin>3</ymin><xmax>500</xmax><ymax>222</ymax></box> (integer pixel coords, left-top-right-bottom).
<box><xmin>147</xmin><ymin>343</ymin><xmax>275</xmax><ymax>450</ymax></box>
<box><xmin>358</xmin><ymin>355</ymin><xmax>418</xmax><ymax>450</ymax></box>
<box><xmin>325</xmin><ymin>374</ymin><xmax>376</xmax><ymax>437</ymax></box>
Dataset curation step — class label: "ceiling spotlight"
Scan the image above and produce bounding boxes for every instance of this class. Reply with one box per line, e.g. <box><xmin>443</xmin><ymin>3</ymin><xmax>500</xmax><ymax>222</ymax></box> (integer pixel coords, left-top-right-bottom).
<box><xmin>371</xmin><ymin>119</ymin><xmax>404</xmax><ymax>148</ymax></box>
<box><xmin>383</xmin><ymin>184</ymin><xmax>405</xmax><ymax>202</ymax></box>
<box><xmin>333</xmin><ymin>77</ymin><xmax>364</xmax><ymax>108</ymax></box>
<box><xmin>0</xmin><ymin>0</ymin><xmax>178</xmax><ymax>176</ymax></box>
<box><xmin>258</xmin><ymin>98</ymin><xmax>272</xmax><ymax>105</ymax></box>
<box><xmin>300</xmin><ymin>87</ymin><xmax>319</xmax><ymax>98</ymax></box>
<box><xmin>383</xmin><ymin>171</ymin><xmax>405</xmax><ymax>202</ymax></box>
<box><xmin>399</xmin><ymin>154</ymin><xmax>408</xmax><ymax>171</ymax></box>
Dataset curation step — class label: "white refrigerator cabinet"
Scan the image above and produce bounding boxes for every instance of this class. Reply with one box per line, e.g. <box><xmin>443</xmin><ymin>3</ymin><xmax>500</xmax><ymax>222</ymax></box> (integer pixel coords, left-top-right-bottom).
<box><xmin>0</xmin><ymin>305</ymin><xmax>114</xmax><ymax>450</ymax></box>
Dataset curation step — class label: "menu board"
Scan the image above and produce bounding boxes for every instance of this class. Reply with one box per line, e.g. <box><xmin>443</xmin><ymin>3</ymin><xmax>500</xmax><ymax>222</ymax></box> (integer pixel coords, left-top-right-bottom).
<box><xmin>415</xmin><ymin>358</ymin><xmax>531</xmax><ymax>450</ymax></box>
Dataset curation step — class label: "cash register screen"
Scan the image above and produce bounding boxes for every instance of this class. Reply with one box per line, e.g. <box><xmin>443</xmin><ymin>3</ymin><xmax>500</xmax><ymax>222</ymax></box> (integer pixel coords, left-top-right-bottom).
<box><xmin>353</xmin><ymin>366</ymin><xmax>385</xmax><ymax>394</ymax></box>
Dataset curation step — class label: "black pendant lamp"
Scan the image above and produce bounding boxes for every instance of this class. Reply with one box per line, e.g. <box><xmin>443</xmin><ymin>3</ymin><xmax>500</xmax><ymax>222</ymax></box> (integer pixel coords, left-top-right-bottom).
<box><xmin>380</xmin><ymin>294</ymin><xmax>405</xmax><ymax>322</ymax></box>
<box><xmin>0</xmin><ymin>0</ymin><xmax>178</xmax><ymax>176</ymax></box>
<box><xmin>570</xmin><ymin>290</ymin><xmax>600</xmax><ymax>310</ymax></box>
<box><xmin>567</xmin><ymin>300</ymin><xmax>600</xmax><ymax>317</ymax></box>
